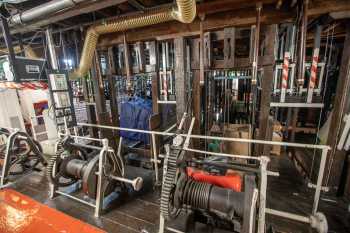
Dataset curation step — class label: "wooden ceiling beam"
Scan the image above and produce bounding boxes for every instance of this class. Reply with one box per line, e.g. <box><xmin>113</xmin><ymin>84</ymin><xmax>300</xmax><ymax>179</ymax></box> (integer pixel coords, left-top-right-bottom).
<box><xmin>98</xmin><ymin>0</ymin><xmax>350</xmax><ymax>47</ymax></box>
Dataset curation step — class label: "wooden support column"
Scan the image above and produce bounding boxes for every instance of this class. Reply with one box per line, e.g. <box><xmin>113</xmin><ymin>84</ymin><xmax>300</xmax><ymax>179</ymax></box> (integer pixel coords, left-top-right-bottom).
<box><xmin>174</xmin><ymin>37</ymin><xmax>187</xmax><ymax>124</ymax></box>
<box><xmin>123</xmin><ymin>33</ymin><xmax>132</xmax><ymax>90</ymax></box>
<box><xmin>257</xmin><ymin>24</ymin><xmax>277</xmax><ymax>156</ymax></box>
<box><xmin>150</xmin><ymin>41</ymin><xmax>160</xmax><ymax>114</ymax></box>
<box><xmin>107</xmin><ymin>47</ymin><xmax>119</xmax><ymax>130</ymax></box>
<box><xmin>192</xmin><ymin>20</ymin><xmax>206</xmax><ymax>136</ymax></box>
<box><xmin>224</xmin><ymin>27</ymin><xmax>235</xmax><ymax>68</ymax></box>
<box><xmin>91</xmin><ymin>50</ymin><xmax>116</xmax><ymax>150</ymax></box>
<box><xmin>325</xmin><ymin>22</ymin><xmax>350</xmax><ymax>189</ymax></box>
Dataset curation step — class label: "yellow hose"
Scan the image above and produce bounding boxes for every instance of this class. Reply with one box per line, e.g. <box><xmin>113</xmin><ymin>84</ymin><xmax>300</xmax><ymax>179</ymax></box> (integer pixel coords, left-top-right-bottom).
<box><xmin>71</xmin><ymin>0</ymin><xmax>196</xmax><ymax>79</ymax></box>
<box><xmin>0</xmin><ymin>45</ymin><xmax>39</xmax><ymax>59</ymax></box>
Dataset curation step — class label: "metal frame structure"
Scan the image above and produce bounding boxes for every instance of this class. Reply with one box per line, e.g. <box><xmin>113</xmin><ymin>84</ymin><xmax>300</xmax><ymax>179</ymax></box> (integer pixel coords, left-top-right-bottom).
<box><xmin>49</xmin><ymin>133</ymin><xmax>149</xmax><ymax>217</ymax></box>
<box><xmin>49</xmin><ymin>134</ymin><xmax>108</xmax><ymax>217</ymax></box>
<box><xmin>77</xmin><ymin>122</ymin><xmax>329</xmax><ymax>232</ymax></box>
<box><xmin>0</xmin><ymin>127</ymin><xmax>45</xmax><ymax>188</ymax></box>
<box><xmin>273</xmin><ymin>62</ymin><xmax>326</xmax><ymax>96</ymax></box>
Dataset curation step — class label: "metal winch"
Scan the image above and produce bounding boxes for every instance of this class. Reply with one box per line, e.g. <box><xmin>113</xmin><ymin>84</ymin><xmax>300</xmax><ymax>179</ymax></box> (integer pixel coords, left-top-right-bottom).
<box><xmin>47</xmin><ymin>136</ymin><xmax>144</xmax><ymax>200</ymax></box>
<box><xmin>160</xmin><ymin>143</ymin><xmax>259</xmax><ymax>233</ymax></box>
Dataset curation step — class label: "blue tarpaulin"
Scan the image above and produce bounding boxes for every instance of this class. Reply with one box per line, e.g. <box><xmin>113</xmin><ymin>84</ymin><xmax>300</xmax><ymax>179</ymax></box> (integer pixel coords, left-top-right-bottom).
<box><xmin>120</xmin><ymin>97</ymin><xmax>153</xmax><ymax>144</ymax></box>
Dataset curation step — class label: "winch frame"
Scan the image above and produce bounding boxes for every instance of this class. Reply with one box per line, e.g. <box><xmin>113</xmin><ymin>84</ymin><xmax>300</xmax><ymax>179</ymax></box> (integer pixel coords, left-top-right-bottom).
<box><xmin>0</xmin><ymin>127</ymin><xmax>45</xmax><ymax>188</ymax></box>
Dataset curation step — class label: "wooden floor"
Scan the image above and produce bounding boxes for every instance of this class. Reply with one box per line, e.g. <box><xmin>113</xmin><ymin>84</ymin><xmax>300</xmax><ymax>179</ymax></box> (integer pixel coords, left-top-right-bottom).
<box><xmin>5</xmin><ymin>154</ymin><xmax>350</xmax><ymax>233</ymax></box>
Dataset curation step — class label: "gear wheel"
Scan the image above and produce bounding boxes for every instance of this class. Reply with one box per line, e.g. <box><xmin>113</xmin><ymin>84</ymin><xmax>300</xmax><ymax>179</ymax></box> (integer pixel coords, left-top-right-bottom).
<box><xmin>160</xmin><ymin>145</ymin><xmax>182</xmax><ymax>220</ymax></box>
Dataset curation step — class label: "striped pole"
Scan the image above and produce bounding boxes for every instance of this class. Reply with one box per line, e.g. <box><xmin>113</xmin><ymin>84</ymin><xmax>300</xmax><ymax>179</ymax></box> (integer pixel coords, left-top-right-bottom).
<box><xmin>280</xmin><ymin>52</ymin><xmax>290</xmax><ymax>103</ymax></box>
<box><xmin>307</xmin><ymin>48</ymin><xmax>319</xmax><ymax>103</ymax></box>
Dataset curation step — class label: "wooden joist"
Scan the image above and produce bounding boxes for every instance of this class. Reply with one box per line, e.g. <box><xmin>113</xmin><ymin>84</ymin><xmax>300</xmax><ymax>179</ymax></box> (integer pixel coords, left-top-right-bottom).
<box><xmin>98</xmin><ymin>0</ymin><xmax>350</xmax><ymax>47</ymax></box>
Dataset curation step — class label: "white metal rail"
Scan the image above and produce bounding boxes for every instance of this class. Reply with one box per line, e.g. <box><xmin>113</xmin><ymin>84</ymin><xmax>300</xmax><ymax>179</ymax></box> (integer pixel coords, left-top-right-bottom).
<box><xmin>77</xmin><ymin>122</ymin><xmax>330</xmax><ymax>232</ymax></box>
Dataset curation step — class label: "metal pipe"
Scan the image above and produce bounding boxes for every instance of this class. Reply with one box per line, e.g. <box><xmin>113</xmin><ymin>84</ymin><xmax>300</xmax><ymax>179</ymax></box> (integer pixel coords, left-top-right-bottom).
<box><xmin>55</xmin><ymin>190</ymin><xmax>96</xmax><ymax>208</ymax></box>
<box><xmin>297</xmin><ymin>0</ymin><xmax>309</xmax><ymax>87</ymax></box>
<box><xmin>9</xmin><ymin>0</ymin><xmax>87</xmax><ymax>26</ymax></box>
<box><xmin>46</xmin><ymin>28</ymin><xmax>59</xmax><ymax>70</ymax></box>
<box><xmin>312</xmin><ymin>148</ymin><xmax>328</xmax><ymax>214</ymax></box>
<box><xmin>71</xmin><ymin>0</ymin><xmax>197</xmax><ymax>79</ymax></box>
<box><xmin>266</xmin><ymin>208</ymin><xmax>310</xmax><ymax>223</ymax></box>
<box><xmin>77</xmin><ymin>122</ymin><xmax>331</xmax><ymax>150</ymax></box>
<box><xmin>109</xmin><ymin>175</ymin><xmax>143</xmax><ymax>191</ymax></box>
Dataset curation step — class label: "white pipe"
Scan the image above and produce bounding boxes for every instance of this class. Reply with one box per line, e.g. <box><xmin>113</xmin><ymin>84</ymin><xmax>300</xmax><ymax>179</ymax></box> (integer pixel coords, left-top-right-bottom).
<box><xmin>77</xmin><ymin>122</ymin><xmax>331</xmax><ymax>150</ymax></box>
<box><xmin>266</xmin><ymin>208</ymin><xmax>310</xmax><ymax>223</ymax></box>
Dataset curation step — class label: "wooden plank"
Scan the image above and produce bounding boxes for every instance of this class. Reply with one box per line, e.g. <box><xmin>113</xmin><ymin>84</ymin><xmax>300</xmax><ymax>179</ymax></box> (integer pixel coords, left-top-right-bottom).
<box><xmin>150</xmin><ymin>41</ymin><xmax>160</xmax><ymax>114</ymax></box>
<box><xmin>98</xmin><ymin>0</ymin><xmax>350</xmax><ymax>47</ymax></box>
<box><xmin>174</xmin><ymin>37</ymin><xmax>187</xmax><ymax>124</ymax></box>
<box><xmin>224</xmin><ymin>27</ymin><xmax>235</xmax><ymax>68</ymax></box>
<box><xmin>203</xmin><ymin>31</ymin><xmax>212</xmax><ymax>70</ymax></box>
<box><xmin>325</xmin><ymin>21</ymin><xmax>350</xmax><ymax>189</ymax></box>
<box><xmin>257</xmin><ymin>25</ymin><xmax>277</xmax><ymax>156</ymax></box>
<box><xmin>107</xmin><ymin>47</ymin><xmax>120</xmax><ymax>133</ymax></box>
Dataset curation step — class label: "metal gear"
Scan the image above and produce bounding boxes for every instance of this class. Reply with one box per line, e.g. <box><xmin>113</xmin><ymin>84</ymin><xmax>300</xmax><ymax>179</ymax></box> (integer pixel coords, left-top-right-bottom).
<box><xmin>160</xmin><ymin>145</ymin><xmax>183</xmax><ymax>220</ymax></box>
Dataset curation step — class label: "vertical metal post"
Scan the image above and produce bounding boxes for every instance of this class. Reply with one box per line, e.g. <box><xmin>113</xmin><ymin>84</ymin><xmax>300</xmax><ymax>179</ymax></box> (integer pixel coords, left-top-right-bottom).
<box><xmin>312</xmin><ymin>148</ymin><xmax>328</xmax><ymax>214</ymax></box>
<box><xmin>297</xmin><ymin>0</ymin><xmax>309</xmax><ymax>91</ymax></box>
<box><xmin>0</xmin><ymin>129</ymin><xmax>18</xmax><ymax>187</ymax></box>
<box><xmin>151</xmin><ymin>132</ymin><xmax>159</xmax><ymax>185</ymax></box>
<box><xmin>307</xmin><ymin>25</ymin><xmax>322</xmax><ymax>103</ymax></box>
<box><xmin>0</xmin><ymin>16</ymin><xmax>19</xmax><ymax>82</ymax></box>
<box><xmin>95</xmin><ymin>138</ymin><xmax>108</xmax><ymax>217</ymax></box>
<box><xmin>123</xmin><ymin>33</ymin><xmax>132</xmax><ymax>90</ymax></box>
<box><xmin>258</xmin><ymin>156</ymin><xmax>269</xmax><ymax>233</ymax></box>
<box><xmin>46</xmin><ymin>28</ymin><xmax>59</xmax><ymax>70</ymax></box>
<box><xmin>251</xmin><ymin>2</ymin><xmax>262</xmax><ymax>139</ymax></box>
<box><xmin>280</xmin><ymin>52</ymin><xmax>290</xmax><ymax>103</ymax></box>
<box><xmin>158</xmin><ymin>215</ymin><xmax>165</xmax><ymax>233</ymax></box>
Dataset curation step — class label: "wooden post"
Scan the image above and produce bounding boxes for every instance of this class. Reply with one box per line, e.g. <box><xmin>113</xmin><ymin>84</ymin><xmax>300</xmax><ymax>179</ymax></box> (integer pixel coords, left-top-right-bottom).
<box><xmin>150</xmin><ymin>41</ymin><xmax>160</xmax><ymax>114</ymax></box>
<box><xmin>107</xmin><ymin>47</ymin><xmax>119</xmax><ymax>130</ymax></box>
<box><xmin>257</xmin><ymin>24</ymin><xmax>277</xmax><ymax>156</ymax></box>
<box><xmin>325</xmin><ymin>21</ymin><xmax>350</xmax><ymax>189</ymax></box>
<box><xmin>174</xmin><ymin>37</ymin><xmax>187</xmax><ymax>124</ymax></box>
<box><xmin>91</xmin><ymin>50</ymin><xmax>117</xmax><ymax>150</ymax></box>
<box><xmin>224</xmin><ymin>27</ymin><xmax>235</xmax><ymax>68</ymax></box>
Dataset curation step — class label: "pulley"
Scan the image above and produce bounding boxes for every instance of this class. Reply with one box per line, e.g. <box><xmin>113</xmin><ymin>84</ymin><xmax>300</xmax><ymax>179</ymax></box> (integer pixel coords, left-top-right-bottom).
<box><xmin>47</xmin><ymin>137</ymin><xmax>123</xmax><ymax>199</ymax></box>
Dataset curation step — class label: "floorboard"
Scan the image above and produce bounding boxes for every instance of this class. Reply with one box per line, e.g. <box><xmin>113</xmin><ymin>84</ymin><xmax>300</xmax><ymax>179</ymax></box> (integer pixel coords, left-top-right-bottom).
<box><xmin>4</xmin><ymin>155</ymin><xmax>349</xmax><ymax>233</ymax></box>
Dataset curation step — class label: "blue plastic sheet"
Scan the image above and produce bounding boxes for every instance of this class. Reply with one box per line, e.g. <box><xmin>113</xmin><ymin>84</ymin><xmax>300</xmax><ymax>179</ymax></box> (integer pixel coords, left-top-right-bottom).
<box><xmin>119</xmin><ymin>97</ymin><xmax>152</xmax><ymax>144</ymax></box>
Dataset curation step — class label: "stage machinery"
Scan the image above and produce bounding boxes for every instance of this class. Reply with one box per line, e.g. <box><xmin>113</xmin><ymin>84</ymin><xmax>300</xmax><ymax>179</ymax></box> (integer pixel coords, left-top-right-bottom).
<box><xmin>159</xmin><ymin>116</ymin><xmax>328</xmax><ymax>233</ymax></box>
<box><xmin>46</xmin><ymin>134</ymin><xmax>152</xmax><ymax>217</ymax></box>
<box><xmin>0</xmin><ymin>127</ymin><xmax>47</xmax><ymax>188</ymax></box>
<box><xmin>158</xmin><ymin>114</ymin><xmax>259</xmax><ymax>233</ymax></box>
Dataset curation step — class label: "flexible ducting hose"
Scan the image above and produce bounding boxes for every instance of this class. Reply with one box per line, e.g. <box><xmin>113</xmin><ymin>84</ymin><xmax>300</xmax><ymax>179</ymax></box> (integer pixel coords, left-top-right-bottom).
<box><xmin>71</xmin><ymin>0</ymin><xmax>196</xmax><ymax>79</ymax></box>
<box><xmin>0</xmin><ymin>45</ymin><xmax>39</xmax><ymax>59</ymax></box>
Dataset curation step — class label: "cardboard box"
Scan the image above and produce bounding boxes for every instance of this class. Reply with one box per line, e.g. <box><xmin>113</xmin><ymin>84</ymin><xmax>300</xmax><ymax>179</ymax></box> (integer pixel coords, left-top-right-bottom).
<box><xmin>223</xmin><ymin>124</ymin><xmax>251</xmax><ymax>156</ymax></box>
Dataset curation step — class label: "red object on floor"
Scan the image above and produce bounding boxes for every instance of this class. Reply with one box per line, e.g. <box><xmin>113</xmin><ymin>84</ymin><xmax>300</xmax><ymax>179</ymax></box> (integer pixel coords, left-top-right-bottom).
<box><xmin>187</xmin><ymin>167</ymin><xmax>242</xmax><ymax>192</ymax></box>
<box><xmin>0</xmin><ymin>189</ymin><xmax>105</xmax><ymax>233</ymax></box>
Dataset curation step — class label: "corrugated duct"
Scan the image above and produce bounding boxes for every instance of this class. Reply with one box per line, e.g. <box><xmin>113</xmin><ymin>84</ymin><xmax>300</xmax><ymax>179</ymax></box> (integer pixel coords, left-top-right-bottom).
<box><xmin>0</xmin><ymin>45</ymin><xmax>39</xmax><ymax>59</ymax></box>
<box><xmin>71</xmin><ymin>0</ymin><xmax>196</xmax><ymax>79</ymax></box>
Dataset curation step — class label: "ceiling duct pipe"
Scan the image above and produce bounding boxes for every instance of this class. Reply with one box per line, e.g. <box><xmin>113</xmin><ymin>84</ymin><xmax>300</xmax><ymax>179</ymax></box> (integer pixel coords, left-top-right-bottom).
<box><xmin>71</xmin><ymin>0</ymin><xmax>196</xmax><ymax>79</ymax></box>
<box><xmin>9</xmin><ymin>0</ymin><xmax>88</xmax><ymax>26</ymax></box>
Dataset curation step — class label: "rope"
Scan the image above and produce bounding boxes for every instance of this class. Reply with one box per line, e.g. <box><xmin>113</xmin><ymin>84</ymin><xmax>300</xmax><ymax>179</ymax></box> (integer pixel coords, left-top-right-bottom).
<box><xmin>310</xmin><ymin>25</ymin><xmax>335</xmax><ymax>180</ymax></box>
